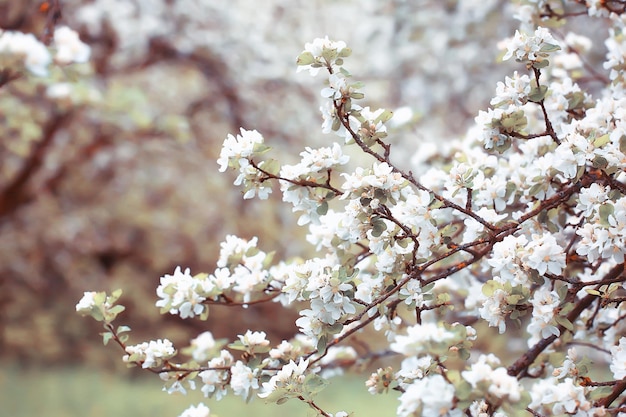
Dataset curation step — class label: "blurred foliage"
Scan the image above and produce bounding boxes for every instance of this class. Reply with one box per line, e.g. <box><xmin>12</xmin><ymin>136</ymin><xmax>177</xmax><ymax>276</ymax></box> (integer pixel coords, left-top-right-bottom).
<box><xmin>0</xmin><ymin>0</ymin><xmax>307</xmax><ymax>366</ymax></box>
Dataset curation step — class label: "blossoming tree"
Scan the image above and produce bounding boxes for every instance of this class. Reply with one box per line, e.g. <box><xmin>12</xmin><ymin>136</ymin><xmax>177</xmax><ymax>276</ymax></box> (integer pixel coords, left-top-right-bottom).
<box><xmin>45</xmin><ymin>0</ymin><xmax>626</xmax><ymax>416</ymax></box>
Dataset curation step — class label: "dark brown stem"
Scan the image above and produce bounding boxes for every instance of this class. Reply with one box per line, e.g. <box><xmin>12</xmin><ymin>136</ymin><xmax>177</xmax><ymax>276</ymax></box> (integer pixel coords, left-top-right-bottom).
<box><xmin>508</xmin><ymin>263</ymin><xmax>625</xmax><ymax>377</ymax></box>
<box><xmin>41</xmin><ymin>0</ymin><xmax>63</xmax><ymax>45</ymax></box>
<box><xmin>334</xmin><ymin>98</ymin><xmax>498</xmax><ymax>233</ymax></box>
<box><xmin>0</xmin><ymin>111</ymin><xmax>72</xmax><ymax>218</ymax></box>
<box><xmin>532</xmin><ymin>67</ymin><xmax>560</xmax><ymax>145</ymax></box>
<box><xmin>298</xmin><ymin>396</ymin><xmax>331</xmax><ymax>417</ymax></box>
<box><xmin>249</xmin><ymin>159</ymin><xmax>342</xmax><ymax>195</ymax></box>
<box><xmin>596</xmin><ymin>380</ymin><xmax>626</xmax><ymax>409</ymax></box>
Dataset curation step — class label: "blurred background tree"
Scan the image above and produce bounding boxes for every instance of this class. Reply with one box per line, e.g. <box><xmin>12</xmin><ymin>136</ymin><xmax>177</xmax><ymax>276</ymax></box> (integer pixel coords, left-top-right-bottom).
<box><xmin>0</xmin><ymin>0</ymin><xmax>608</xmax><ymax>372</ymax></box>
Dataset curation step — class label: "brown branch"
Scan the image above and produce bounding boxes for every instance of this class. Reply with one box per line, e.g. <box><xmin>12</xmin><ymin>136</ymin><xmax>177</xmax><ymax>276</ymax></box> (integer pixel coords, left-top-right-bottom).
<box><xmin>0</xmin><ymin>69</ymin><xmax>22</xmax><ymax>89</ymax></box>
<box><xmin>507</xmin><ymin>263</ymin><xmax>625</xmax><ymax>377</ymax></box>
<box><xmin>0</xmin><ymin>110</ymin><xmax>72</xmax><ymax>218</ymax></box>
<box><xmin>249</xmin><ymin>159</ymin><xmax>342</xmax><ymax>195</ymax></box>
<box><xmin>307</xmin><ymin>309</ymin><xmax>382</xmax><ymax>366</ymax></box>
<box><xmin>596</xmin><ymin>379</ymin><xmax>626</xmax><ymax>409</ymax></box>
<box><xmin>206</xmin><ymin>291</ymin><xmax>282</xmax><ymax>307</ymax></box>
<box><xmin>334</xmin><ymin>99</ymin><xmax>499</xmax><ymax>233</ymax></box>
<box><xmin>532</xmin><ymin>67</ymin><xmax>560</xmax><ymax>145</ymax></box>
<box><xmin>41</xmin><ymin>0</ymin><xmax>63</xmax><ymax>45</ymax></box>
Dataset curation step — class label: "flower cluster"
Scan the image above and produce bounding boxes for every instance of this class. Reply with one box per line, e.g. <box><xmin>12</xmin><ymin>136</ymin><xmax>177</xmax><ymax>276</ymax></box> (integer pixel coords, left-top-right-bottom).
<box><xmin>258</xmin><ymin>358</ymin><xmax>310</xmax><ymax>399</ymax></box>
<box><xmin>156</xmin><ymin>267</ymin><xmax>211</xmax><ymax>319</ymax></box>
<box><xmin>156</xmin><ymin>236</ymin><xmax>277</xmax><ymax>318</ymax></box>
<box><xmin>289</xmin><ymin>259</ymin><xmax>358</xmax><ymax>343</ymax></box>
<box><xmin>123</xmin><ymin>339</ymin><xmax>176</xmax><ymax>369</ymax></box>
<box><xmin>461</xmin><ymin>354</ymin><xmax>522</xmax><ymax>405</ymax></box>
<box><xmin>296</xmin><ymin>36</ymin><xmax>351</xmax><ymax>76</ymax></box>
<box><xmin>0</xmin><ymin>26</ymin><xmax>90</xmax><ymax>77</ymax></box>
<box><xmin>397</xmin><ymin>374</ymin><xmax>456</xmax><ymax>417</ymax></box>
<box><xmin>53</xmin><ymin>26</ymin><xmax>91</xmax><ymax>65</ymax></box>
<box><xmin>501</xmin><ymin>27</ymin><xmax>560</xmax><ymax>68</ymax></box>
<box><xmin>0</xmin><ymin>30</ymin><xmax>50</xmax><ymax>76</ymax></box>
<box><xmin>217</xmin><ymin>128</ymin><xmax>273</xmax><ymax>199</ymax></box>
<box><xmin>279</xmin><ymin>142</ymin><xmax>349</xmax><ymax>225</ymax></box>
<box><xmin>529</xmin><ymin>377</ymin><xmax>598</xmax><ymax>416</ymax></box>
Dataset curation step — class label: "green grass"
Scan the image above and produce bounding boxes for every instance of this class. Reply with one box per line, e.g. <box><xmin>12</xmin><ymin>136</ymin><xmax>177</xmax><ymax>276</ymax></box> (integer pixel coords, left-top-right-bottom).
<box><xmin>1</xmin><ymin>365</ymin><xmax>398</xmax><ymax>417</ymax></box>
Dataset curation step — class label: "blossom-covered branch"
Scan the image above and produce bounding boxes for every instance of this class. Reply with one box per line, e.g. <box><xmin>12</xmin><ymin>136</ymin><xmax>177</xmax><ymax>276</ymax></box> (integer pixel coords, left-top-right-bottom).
<box><xmin>76</xmin><ymin>2</ymin><xmax>626</xmax><ymax>416</ymax></box>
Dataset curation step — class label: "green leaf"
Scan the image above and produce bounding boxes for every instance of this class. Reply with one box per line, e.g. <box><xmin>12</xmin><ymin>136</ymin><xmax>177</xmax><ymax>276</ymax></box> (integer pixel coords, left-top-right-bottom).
<box><xmin>593</xmin><ymin>134</ymin><xmax>610</xmax><ymax>148</ymax></box>
<box><xmin>555</xmin><ymin>315</ymin><xmax>574</xmax><ymax>332</ymax></box>
<box><xmin>592</xmin><ymin>155</ymin><xmax>609</xmax><ymax>169</ymax></box>
<box><xmin>296</xmin><ymin>51</ymin><xmax>315</xmax><ymax>66</ymax></box>
<box><xmin>90</xmin><ymin>308</ymin><xmax>105</xmax><ymax>322</ymax></box>
<box><xmin>482</xmin><ymin>280</ymin><xmax>501</xmax><ymax>297</ymax></box>
<box><xmin>374</xmin><ymin>109</ymin><xmax>394</xmax><ymax>124</ymax></box>
<box><xmin>117</xmin><ymin>325</ymin><xmax>131</xmax><ymax>334</ymax></box>
<box><xmin>228</xmin><ymin>341</ymin><xmax>247</xmax><ymax>351</ymax></box>
<box><xmin>316</xmin><ymin>335</ymin><xmax>327</xmax><ymax>354</ymax></box>
<box><xmin>327</xmin><ymin>322</ymin><xmax>343</xmax><ymax>335</ymax></box>
<box><xmin>252</xmin><ymin>143</ymin><xmax>271</xmax><ymax>155</ymax></box>
<box><xmin>261</xmin><ymin>159</ymin><xmax>281</xmax><ymax>176</ymax></box>
<box><xmin>102</xmin><ymin>332</ymin><xmax>113</xmax><ymax>346</ymax></box>
<box><xmin>339</xmin><ymin>47</ymin><xmax>352</xmax><ymax>58</ymax></box>
<box><xmin>528</xmin><ymin>85</ymin><xmax>548</xmax><ymax>103</ymax></box>
<box><xmin>598</xmin><ymin>203</ymin><xmax>614</xmax><ymax>227</ymax></box>
<box><xmin>532</xmin><ymin>60</ymin><xmax>550</xmax><ymax>69</ymax></box>
<box><xmin>261</xmin><ymin>387</ymin><xmax>293</xmax><ymax>404</ymax></box>
<box><xmin>276</xmin><ymin>396</ymin><xmax>291</xmax><ymax>405</ymax></box>
<box><xmin>506</xmin><ymin>294</ymin><xmax>524</xmax><ymax>304</ymax></box>
<box><xmin>371</xmin><ymin>218</ymin><xmax>387</xmax><ymax>237</ymax></box>
<box><xmin>455</xmin><ymin>379</ymin><xmax>474</xmax><ymax>401</ymax></box>
<box><xmin>94</xmin><ymin>292</ymin><xmax>107</xmax><ymax>305</ymax></box>
<box><xmin>303</xmin><ymin>373</ymin><xmax>328</xmax><ymax>395</ymax></box>
<box><xmin>321</xmin><ymin>48</ymin><xmax>339</xmax><ymax>62</ymax></box>
<box><xmin>108</xmin><ymin>305</ymin><xmax>125</xmax><ymax>315</ymax></box>
<box><xmin>528</xmin><ymin>182</ymin><xmax>545</xmax><ymax>197</ymax></box>
<box><xmin>317</xmin><ymin>201</ymin><xmax>329</xmax><ymax>216</ymax></box>
<box><xmin>540</xmin><ymin>43</ymin><xmax>561</xmax><ymax>53</ymax></box>
<box><xmin>567</xmin><ymin>91</ymin><xmax>586</xmax><ymax>109</ymax></box>
<box><xmin>556</xmin><ymin>284</ymin><xmax>568</xmax><ymax>302</ymax></box>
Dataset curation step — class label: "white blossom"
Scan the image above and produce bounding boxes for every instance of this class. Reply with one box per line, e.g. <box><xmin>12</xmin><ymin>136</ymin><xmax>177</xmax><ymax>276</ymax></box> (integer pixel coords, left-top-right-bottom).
<box><xmin>501</xmin><ymin>27</ymin><xmax>560</xmax><ymax>64</ymax></box>
<box><xmin>238</xmin><ymin>330</ymin><xmax>270</xmax><ymax>350</ymax></box>
<box><xmin>155</xmin><ymin>267</ymin><xmax>208</xmax><ymax>319</ymax></box>
<box><xmin>217</xmin><ymin>128</ymin><xmax>265</xmax><ymax>172</ymax></box>
<box><xmin>258</xmin><ymin>359</ymin><xmax>309</xmax><ymax>398</ymax></box>
<box><xmin>53</xmin><ymin>26</ymin><xmax>91</xmax><ymax>64</ymax></box>
<box><xmin>75</xmin><ymin>291</ymin><xmax>98</xmax><ymax>313</ymax></box>
<box><xmin>611</xmin><ymin>337</ymin><xmax>626</xmax><ymax>380</ymax></box>
<box><xmin>229</xmin><ymin>361</ymin><xmax>260</xmax><ymax>398</ymax></box>
<box><xmin>199</xmin><ymin>350</ymin><xmax>233</xmax><ymax>400</ymax></box>
<box><xmin>123</xmin><ymin>339</ymin><xmax>176</xmax><ymax>369</ymax></box>
<box><xmin>178</xmin><ymin>403</ymin><xmax>211</xmax><ymax>417</ymax></box>
<box><xmin>479</xmin><ymin>288</ymin><xmax>509</xmax><ymax>334</ymax></box>
<box><xmin>0</xmin><ymin>30</ymin><xmax>51</xmax><ymax>76</ymax></box>
<box><xmin>188</xmin><ymin>331</ymin><xmax>218</xmax><ymax>363</ymax></box>
<box><xmin>397</xmin><ymin>374</ymin><xmax>457</xmax><ymax>417</ymax></box>
<box><xmin>297</xmin><ymin>36</ymin><xmax>348</xmax><ymax>75</ymax></box>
